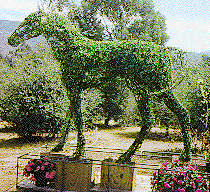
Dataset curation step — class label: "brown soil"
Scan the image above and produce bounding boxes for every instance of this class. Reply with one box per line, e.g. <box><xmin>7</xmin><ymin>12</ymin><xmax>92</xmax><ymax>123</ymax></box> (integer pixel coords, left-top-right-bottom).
<box><xmin>0</xmin><ymin>122</ymin><xmax>184</xmax><ymax>191</ymax></box>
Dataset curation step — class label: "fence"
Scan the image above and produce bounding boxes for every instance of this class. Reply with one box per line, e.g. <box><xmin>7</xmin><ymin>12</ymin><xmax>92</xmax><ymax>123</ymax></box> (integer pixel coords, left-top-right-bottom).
<box><xmin>15</xmin><ymin>144</ymin><xmax>208</xmax><ymax>192</ymax></box>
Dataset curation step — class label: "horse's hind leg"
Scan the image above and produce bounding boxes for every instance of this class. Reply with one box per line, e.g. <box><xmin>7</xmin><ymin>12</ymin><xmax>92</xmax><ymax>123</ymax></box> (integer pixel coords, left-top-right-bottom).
<box><xmin>158</xmin><ymin>90</ymin><xmax>192</xmax><ymax>161</ymax></box>
<box><xmin>117</xmin><ymin>92</ymin><xmax>153</xmax><ymax>164</ymax></box>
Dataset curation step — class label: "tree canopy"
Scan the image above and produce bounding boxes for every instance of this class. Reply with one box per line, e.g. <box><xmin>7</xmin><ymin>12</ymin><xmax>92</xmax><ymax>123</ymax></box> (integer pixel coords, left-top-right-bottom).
<box><xmin>42</xmin><ymin>0</ymin><xmax>169</xmax><ymax>44</ymax></box>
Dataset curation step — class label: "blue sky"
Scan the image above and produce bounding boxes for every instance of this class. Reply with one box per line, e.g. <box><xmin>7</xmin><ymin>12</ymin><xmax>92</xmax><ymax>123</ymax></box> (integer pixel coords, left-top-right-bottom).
<box><xmin>0</xmin><ymin>0</ymin><xmax>209</xmax><ymax>53</ymax></box>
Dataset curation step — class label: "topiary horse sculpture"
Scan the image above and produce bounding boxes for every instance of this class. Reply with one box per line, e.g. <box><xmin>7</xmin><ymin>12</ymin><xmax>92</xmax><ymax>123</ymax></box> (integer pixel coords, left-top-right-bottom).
<box><xmin>8</xmin><ymin>10</ymin><xmax>192</xmax><ymax>163</ymax></box>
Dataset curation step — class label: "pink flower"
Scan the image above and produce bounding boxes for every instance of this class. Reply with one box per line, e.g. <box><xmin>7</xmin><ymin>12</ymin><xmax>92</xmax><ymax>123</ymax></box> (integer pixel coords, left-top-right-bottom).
<box><xmin>184</xmin><ymin>177</ymin><xmax>189</xmax><ymax>181</ymax></box>
<box><xmin>23</xmin><ymin>171</ymin><xmax>27</xmax><ymax>177</ymax></box>
<box><xmin>198</xmin><ymin>176</ymin><xmax>203</xmax><ymax>182</ymax></box>
<box><xmin>44</xmin><ymin>162</ymin><xmax>49</xmax><ymax>166</ymax></box>
<box><xmin>51</xmin><ymin>164</ymin><xmax>54</xmax><ymax>168</ymax></box>
<box><xmin>29</xmin><ymin>163</ymin><xmax>34</xmax><ymax>166</ymax></box>
<box><xmin>203</xmin><ymin>179</ymin><xmax>208</xmax><ymax>185</ymax></box>
<box><xmin>26</xmin><ymin>167</ymin><xmax>31</xmax><ymax>172</ymax></box>
<box><xmin>50</xmin><ymin>170</ymin><xmax>56</xmax><ymax>177</ymax></box>
<box><xmin>164</xmin><ymin>182</ymin><xmax>170</xmax><ymax>188</ymax></box>
<box><xmin>36</xmin><ymin>166</ymin><xmax>40</xmax><ymax>171</ymax></box>
<box><xmin>41</xmin><ymin>166</ymin><xmax>44</xmax><ymax>170</ymax></box>
<box><xmin>46</xmin><ymin>172</ymin><xmax>55</xmax><ymax>179</ymax></box>
<box><xmin>195</xmin><ymin>190</ymin><xmax>202</xmax><ymax>192</ymax></box>
<box><xmin>39</xmin><ymin>160</ymin><xmax>42</xmax><ymax>163</ymax></box>
<box><xmin>43</xmin><ymin>157</ymin><xmax>48</xmax><ymax>160</ymax></box>
<box><xmin>30</xmin><ymin>176</ymin><xmax>36</xmax><ymax>182</ymax></box>
<box><xmin>159</xmin><ymin>170</ymin><xmax>165</xmax><ymax>175</ymax></box>
<box><xmin>163</xmin><ymin>162</ymin><xmax>169</xmax><ymax>167</ymax></box>
<box><xmin>45</xmin><ymin>170</ymin><xmax>56</xmax><ymax>179</ymax></box>
<box><xmin>187</xmin><ymin>165</ymin><xmax>195</xmax><ymax>171</ymax></box>
<box><xmin>172</xmin><ymin>177</ymin><xmax>177</xmax><ymax>182</ymax></box>
<box><xmin>191</xmin><ymin>182</ymin><xmax>196</xmax><ymax>188</ymax></box>
<box><xmin>173</xmin><ymin>159</ymin><xmax>180</xmax><ymax>163</ymax></box>
<box><xmin>178</xmin><ymin>180</ymin><xmax>183</xmax><ymax>185</ymax></box>
<box><xmin>180</xmin><ymin>171</ymin><xmax>186</xmax><ymax>177</ymax></box>
<box><xmin>46</xmin><ymin>172</ymin><xmax>50</xmax><ymax>178</ymax></box>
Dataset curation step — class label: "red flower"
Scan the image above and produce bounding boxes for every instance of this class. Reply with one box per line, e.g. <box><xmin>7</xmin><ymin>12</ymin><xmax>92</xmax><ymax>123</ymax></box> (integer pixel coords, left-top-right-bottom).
<box><xmin>159</xmin><ymin>170</ymin><xmax>165</xmax><ymax>175</ymax></box>
<box><xmin>191</xmin><ymin>181</ymin><xmax>196</xmax><ymax>188</ymax></box>
<box><xmin>203</xmin><ymin>179</ymin><xmax>208</xmax><ymax>185</ymax></box>
<box><xmin>178</xmin><ymin>180</ymin><xmax>183</xmax><ymax>185</ymax></box>
<box><xmin>30</xmin><ymin>176</ymin><xmax>36</xmax><ymax>182</ymax></box>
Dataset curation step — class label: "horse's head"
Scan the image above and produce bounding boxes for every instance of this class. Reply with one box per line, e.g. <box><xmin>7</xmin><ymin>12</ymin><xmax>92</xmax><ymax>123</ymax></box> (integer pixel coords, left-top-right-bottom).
<box><xmin>8</xmin><ymin>11</ymin><xmax>45</xmax><ymax>47</ymax></box>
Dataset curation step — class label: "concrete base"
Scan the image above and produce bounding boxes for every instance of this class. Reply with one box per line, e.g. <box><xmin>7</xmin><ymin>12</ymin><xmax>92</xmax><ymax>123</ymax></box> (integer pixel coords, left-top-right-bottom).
<box><xmin>18</xmin><ymin>175</ymin><xmax>152</xmax><ymax>192</ymax></box>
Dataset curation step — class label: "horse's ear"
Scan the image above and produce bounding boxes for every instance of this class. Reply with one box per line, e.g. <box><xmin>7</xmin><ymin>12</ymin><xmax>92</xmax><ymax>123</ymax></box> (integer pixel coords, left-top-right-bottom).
<box><xmin>38</xmin><ymin>6</ymin><xmax>44</xmax><ymax>13</ymax></box>
<box><xmin>37</xmin><ymin>1</ymin><xmax>45</xmax><ymax>13</ymax></box>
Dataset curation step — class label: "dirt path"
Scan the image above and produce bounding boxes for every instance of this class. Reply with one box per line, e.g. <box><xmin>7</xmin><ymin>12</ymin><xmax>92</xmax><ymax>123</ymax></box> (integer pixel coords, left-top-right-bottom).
<box><xmin>0</xmin><ymin>123</ymin><xmax>183</xmax><ymax>191</ymax></box>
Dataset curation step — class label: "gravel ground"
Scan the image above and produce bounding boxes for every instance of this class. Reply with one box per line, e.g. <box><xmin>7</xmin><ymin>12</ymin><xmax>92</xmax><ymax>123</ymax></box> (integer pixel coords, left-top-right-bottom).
<box><xmin>0</xmin><ymin>122</ymin><xmax>183</xmax><ymax>191</ymax></box>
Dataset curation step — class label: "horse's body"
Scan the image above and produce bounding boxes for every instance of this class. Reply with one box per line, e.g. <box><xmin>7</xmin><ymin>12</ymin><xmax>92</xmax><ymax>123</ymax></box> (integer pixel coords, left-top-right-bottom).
<box><xmin>8</xmin><ymin>10</ymin><xmax>192</xmax><ymax>162</ymax></box>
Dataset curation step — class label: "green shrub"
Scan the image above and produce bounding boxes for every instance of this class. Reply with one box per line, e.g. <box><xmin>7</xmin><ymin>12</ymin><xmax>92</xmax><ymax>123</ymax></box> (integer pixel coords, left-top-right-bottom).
<box><xmin>0</xmin><ymin>44</ymin><xmax>69</xmax><ymax>137</ymax></box>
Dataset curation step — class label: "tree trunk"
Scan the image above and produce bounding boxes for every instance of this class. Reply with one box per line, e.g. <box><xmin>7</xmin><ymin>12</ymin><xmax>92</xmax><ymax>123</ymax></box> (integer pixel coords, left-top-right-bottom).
<box><xmin>104</xmin><ymin>117</ymin><xmax>109</xmax><ymax>127</ymax></box>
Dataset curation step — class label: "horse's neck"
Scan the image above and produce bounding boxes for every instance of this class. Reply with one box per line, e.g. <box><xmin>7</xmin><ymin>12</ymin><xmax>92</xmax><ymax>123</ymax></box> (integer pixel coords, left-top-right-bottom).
<box><xmin>42</xmin><ymin>20</ymin><xmax>85</xmax><ymax>58</ymax></box>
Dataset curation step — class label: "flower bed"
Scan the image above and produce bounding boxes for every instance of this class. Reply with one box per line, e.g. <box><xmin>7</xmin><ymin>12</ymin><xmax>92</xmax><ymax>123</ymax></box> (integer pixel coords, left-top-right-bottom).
<box><xmin>151</xmin><ymin>159</ymin><xmax>210</xmax><ymax>192</ymax></box>
<box><xmin>23</xmin><ymin>157</ymin><xmax>56</xmax><ymax>187</ymax></box>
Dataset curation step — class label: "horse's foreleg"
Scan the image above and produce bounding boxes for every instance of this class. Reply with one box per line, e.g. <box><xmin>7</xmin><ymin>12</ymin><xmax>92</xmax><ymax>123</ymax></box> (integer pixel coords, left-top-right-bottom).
<box><xmin>52</xmin><ymin>92</ymin><xmax>85</xmax><ymax>158</ymax></box>
<box><xmin>69</xmin><ymin>93</ymin><xmax>86</xmax><ymax>159</ymax></box>
<box><xmin>51</xmin><ymin>126</ymin><xmax>70</xmax><ymax>152</ymax></box>
<box><xmin>116</xmin><ymin>94</ymin><xmax>153</xmax><ymax>164</ymax></box>
<box><xmin>158</xmin><ymin>90</ymin><xmax>192</xmax><ymax>162</ymax></box>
